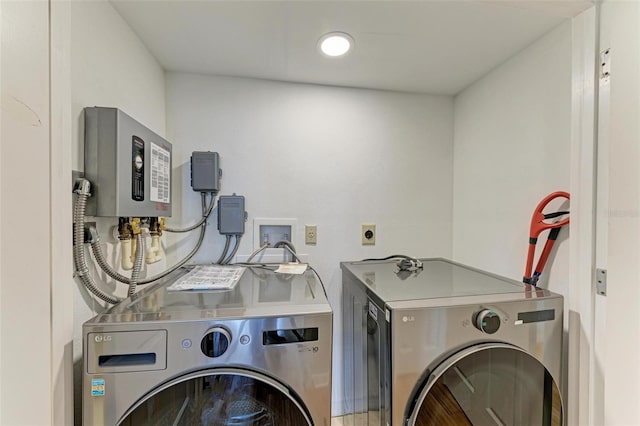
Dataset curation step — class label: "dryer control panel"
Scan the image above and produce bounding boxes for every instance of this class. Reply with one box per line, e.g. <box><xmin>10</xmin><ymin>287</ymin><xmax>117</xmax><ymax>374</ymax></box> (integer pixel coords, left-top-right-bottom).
<box><xmin>473</xmin><ymin>309</ymin><xmax>501</xmax><ymax>334</ymax></box>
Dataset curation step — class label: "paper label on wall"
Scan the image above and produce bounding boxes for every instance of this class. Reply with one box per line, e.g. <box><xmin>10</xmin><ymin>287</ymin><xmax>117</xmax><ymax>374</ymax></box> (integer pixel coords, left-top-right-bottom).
<box><xmin>91</xmin><ymin>378</ymin><xmax>105</xmax><ymax>397</ymax></box>
<box><xmin>150</xmin><ymin>142</ymin><xmax>170</xmax><ymax>203</ymax></box>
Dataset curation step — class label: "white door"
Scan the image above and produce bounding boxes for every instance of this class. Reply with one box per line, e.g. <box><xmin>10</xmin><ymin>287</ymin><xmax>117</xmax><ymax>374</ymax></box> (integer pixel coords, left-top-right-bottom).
<box><xmin>598</xmin><ymin>2</ymin><xmax>640</xmax><ymax>425</ymax></box>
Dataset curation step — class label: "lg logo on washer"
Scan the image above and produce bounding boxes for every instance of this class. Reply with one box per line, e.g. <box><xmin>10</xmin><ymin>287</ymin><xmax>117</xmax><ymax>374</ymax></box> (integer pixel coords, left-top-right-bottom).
<box><xmin>94</xmin><ymin>335</ymin><xmax>112</xmax><ymax>343</ymax></box>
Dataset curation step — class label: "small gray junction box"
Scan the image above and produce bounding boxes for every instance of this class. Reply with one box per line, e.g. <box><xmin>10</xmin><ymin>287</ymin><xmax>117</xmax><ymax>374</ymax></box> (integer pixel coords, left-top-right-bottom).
<box><xmin>218</xmin><ymin>195</ymin><xmax>246</xmax><ymax>235</ymax></box>
<box><xmin>190</xmin><ymin>151</ymin><xmax>221</xmax><ymax>193</ymax></box>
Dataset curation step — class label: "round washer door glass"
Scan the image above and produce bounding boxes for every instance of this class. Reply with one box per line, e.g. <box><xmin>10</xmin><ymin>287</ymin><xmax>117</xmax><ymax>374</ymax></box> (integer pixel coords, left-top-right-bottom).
<box><xmin>118</xmin><ymin>368</ymin><xmax>311</xmax><ymax>426</ymax></box>
<box><xmin>408</xmin><ymin>344</ymin><xmax>562</xmax><ymax>426</ymax></box>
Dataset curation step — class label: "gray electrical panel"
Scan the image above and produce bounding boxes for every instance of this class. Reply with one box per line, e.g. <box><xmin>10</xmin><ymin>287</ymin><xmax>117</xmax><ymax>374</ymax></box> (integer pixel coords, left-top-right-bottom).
<box><xmin>84</xmin><ymin>107</ymin><xmax>172</xmax><ymax>217</ymax></box>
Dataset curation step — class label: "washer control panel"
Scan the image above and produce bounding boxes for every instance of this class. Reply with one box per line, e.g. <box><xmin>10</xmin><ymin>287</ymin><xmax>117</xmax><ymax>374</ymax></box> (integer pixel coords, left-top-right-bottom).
<box><xmin>201</xmin><ymin>327</ymin><xmax>231</xmax><ymax>358</ymax></box>
<box><xmin>474</xmin><ymin>309</ymin><xmax>501</xmax><ymax>334</ymax></box>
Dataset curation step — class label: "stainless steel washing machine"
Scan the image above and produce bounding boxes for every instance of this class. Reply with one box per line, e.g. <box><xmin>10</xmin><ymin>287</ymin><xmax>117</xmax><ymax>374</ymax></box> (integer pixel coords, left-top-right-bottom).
<box><xmin>83</xmin><ymin>265</ymin><xmax>332</xmax><ymax>425</ymax></box>
<box><xmin>341</xmin><ymin>258</ymin><xmax>563</xmax><ymax>426</ymax></box>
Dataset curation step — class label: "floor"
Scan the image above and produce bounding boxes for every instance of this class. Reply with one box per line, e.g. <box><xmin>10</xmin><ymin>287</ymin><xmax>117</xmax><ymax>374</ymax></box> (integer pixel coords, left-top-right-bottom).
<box><xmin>330</xmin><ymin>414</ymin><xmax>365</xmax><ymax>425</ymax></box>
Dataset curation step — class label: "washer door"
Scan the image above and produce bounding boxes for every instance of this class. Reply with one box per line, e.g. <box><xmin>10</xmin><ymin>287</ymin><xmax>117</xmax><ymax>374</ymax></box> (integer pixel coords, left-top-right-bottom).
<box><xmin>407</xmin><ymin>343</ymin><xmax>562</xmax><ymax>426</ymax></box>
<box><xmin>117</xmin><ymin>368</ymin><xmax>312</xmax><ymax>426</ymax></box>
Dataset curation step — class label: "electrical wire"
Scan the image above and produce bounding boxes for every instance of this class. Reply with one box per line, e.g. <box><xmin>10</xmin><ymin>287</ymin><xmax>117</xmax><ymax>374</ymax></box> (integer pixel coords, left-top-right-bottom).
<box><xmin>165</xmin><ymin>192</ymin><xmax>215</xmax><ymax>233</ymax></box>
<box><xmin>245</xmin><ymin>243</ymin><xmax>270</xmax><ymax>263</ymax></box>
<box><xmin>215</xmin><ymin>235</ymin><xmax>231</xmax><ymax>264</ymax></box>
<box><xmin>361</xmin><ymin>254</ymin><xmax>419</xmax><ymax>262</ymax></box>
<box><xmin>272</xmin><ymin>240</ymin><xmax>301</xmax><ymax>263</ymax></box>
<box><xmin>280</xmin><ymin>244</ymin><xmax>302</xmax><ymax>263</ymax></box>
<box><xmin>360</xmin><ymin>254</ymin><xmax>423</xmax><ymax>272</ymax></box>
<box><xmin>222</xmin><ymin>235</ymin><xmax>241</xmax><ymax>264</ymax></box>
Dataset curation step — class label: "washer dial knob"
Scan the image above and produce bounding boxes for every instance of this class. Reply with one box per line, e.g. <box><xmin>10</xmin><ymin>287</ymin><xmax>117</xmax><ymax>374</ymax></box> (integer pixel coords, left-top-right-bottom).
<box><xmin>201</xmin><ymin>327</ymin><xmax>231</xmax><ymax>358</ymax></box>
<box><xmin>475</xmin><ymin>309</ymin><xmax>501</xmax><ymax>334</ymax></box>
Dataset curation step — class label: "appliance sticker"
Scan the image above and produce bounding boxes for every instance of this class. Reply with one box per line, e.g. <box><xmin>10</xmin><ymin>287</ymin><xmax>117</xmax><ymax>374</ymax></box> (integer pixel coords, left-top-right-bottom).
<box><xmin>368</xmin><ymin>303</ymin><xmax>378</xmax><ymax>320</ymax></box>
<box><xmin>91</xmin><ymin>378</ymin><xmax>105</xmax><ymax>397</ymax></box>
<box><xmin>149</xmin><ymin>141</ymin><xmax>170</xmax><ymax>204</ymax></box>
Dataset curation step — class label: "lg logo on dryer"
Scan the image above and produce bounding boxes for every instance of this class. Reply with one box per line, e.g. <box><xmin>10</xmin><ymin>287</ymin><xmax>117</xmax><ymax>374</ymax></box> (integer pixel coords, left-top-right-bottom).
<box><xmin>94</xmin><ymin>335</ymin><xmax>112</xmax><ymax>343</ymax></box>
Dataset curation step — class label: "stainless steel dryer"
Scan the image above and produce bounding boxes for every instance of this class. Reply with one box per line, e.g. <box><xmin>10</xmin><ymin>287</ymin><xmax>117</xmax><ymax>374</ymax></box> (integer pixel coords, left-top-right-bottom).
<box><xmin>83</xmin><ymin>266</ymin><xmax>332</xmax><ymax>425</ymax></box>
<box><xmin>341</xmin><ymin>258</ymin><xmax>563</xmax><ymax>426</ymax></box>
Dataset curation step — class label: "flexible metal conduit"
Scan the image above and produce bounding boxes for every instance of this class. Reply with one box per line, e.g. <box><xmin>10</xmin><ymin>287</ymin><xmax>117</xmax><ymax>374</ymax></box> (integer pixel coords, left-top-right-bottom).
<box><xmin>246</xmin><ymin>243</ymin><xmax>270</xmax><ymax>263</ymax></box>
<box><xmin>90</xmin><ymin>240</ymin><xmax>130</xmax><ymax>283</ymax></box>
<box><xmin>273</xmin><ymin>240</ymin><xmax>301</xmax><ymax>262</ymax></box>
<box><xmin>128</xmin><ymin>233</ymin><xmax>144</xmax><ymax>297</ymax></box>
<box><xmin>222</xmin><ymin>236</ymin><xmax>242</xmax><ymax>264</ymax></box>
<box><xmin>216</xmin><ymin>235</ymin><xmax>231</xmax><ymax>264</ymax></box>
<box><xmin>165</xmin><ymin>192</ymin><xmax>215</xmax><ymax>233</ymax></box>
<box><xmin>73</xmin><ymin>180</ymin><xmax>121</xmax><ymax>304</ymax></box>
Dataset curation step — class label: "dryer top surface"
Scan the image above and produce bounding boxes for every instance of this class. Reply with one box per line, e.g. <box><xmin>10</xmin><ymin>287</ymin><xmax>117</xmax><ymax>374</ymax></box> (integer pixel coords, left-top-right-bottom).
<box><xmin>86</xmin><ymin>265</ymin><xmax>331</xmax><ymax>324</ymax></box>
<box><xmin>341</xmin><ymin>258</ymin><xmax>561</xmax><ymax>307</ymax></box>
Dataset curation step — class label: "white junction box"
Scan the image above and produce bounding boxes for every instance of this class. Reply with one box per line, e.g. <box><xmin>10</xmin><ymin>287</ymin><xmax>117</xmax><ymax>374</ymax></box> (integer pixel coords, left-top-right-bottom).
<box><xmin>236</xmin><ymin>218</ymin><xmax>309</xmax><ymax>263</ymax></box>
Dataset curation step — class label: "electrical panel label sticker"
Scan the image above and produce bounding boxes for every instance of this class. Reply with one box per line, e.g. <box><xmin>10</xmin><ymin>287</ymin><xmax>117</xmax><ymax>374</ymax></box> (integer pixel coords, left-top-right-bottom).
<box><xmin>149</xmin><ymin>142</ymin><xmax>170</xmax><ymax>203</ymax></box>
<box><xmin>91</xmin><ymin>378</ymin><xmax>105</xmax><ymax>397</ymax></box>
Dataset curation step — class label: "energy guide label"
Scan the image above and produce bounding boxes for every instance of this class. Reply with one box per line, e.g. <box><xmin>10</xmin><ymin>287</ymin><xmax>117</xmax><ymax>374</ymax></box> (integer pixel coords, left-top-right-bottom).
<box><xmin>150</xmin><ymin>142</ymin><xmax>170</xmax><ymax>203</ymax></box>
<box><xmin>91</xmin><ymin>379</ymin><xmax>105</xmax><ymax>397</ymax></box>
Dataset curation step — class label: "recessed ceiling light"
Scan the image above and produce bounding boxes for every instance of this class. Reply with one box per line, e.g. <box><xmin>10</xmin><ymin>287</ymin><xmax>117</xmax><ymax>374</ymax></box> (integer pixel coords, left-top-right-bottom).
<box><xmin>318</xmin><ymin>32</ymin><xmax>354</xmax><ymax>57</ymax></box>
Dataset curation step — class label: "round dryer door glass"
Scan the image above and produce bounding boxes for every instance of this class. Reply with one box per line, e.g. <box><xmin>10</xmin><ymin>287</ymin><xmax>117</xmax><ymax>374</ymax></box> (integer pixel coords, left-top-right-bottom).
<box><xmin>117</xmin><ymin>368</ymin><xmax>312</xmax><ymax>426</ymax></box>
<box><xmin>408</xmin><ymin>344</ymin><xmax>562</xmax><ymax>426</ymax></box>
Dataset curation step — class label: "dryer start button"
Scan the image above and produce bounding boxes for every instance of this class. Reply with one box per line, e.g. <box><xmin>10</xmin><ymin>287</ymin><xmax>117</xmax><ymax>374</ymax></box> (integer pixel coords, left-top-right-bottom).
<box><xmin>201</xmin><ymin>327</ymin><xmax>231</xmax><ymax>357</ymax></box>
<box><xmin>474</xmin><ymin>309</ymin><xmax>501</xmax><ymax>334</ymax></box>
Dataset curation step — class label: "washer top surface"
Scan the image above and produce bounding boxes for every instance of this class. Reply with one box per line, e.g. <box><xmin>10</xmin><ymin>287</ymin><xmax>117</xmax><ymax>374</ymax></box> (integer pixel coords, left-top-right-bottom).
<box><xmin>87</xmin><ymin>265</ymin><xmax>331</xmax><ymax>325</ymax></box>
<box><xmin>341</xmin><ymin>258</ymin><xmax>559</xmax><ymax>307</ymax></box>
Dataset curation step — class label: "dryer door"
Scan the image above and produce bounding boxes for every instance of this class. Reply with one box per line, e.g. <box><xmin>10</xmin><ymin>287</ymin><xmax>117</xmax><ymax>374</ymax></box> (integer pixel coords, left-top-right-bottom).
<box><xmin>117</xmin><ymin>368</ymin><xmax>312</xmax><ymax>426</ymax></box>
<box><xmin>407</xmin><ymin>343</ymin><xmax>562</xmax><ymax>426</ymax></box>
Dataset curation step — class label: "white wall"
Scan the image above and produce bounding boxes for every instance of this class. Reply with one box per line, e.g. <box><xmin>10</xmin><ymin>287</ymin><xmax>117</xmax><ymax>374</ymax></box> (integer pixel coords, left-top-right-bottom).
<box><xmin>569</xmin><ymin>7</ymin><xmax>600</xmax><ymax>426</ymax></box>
<box><xmin>0</xmin><ymin>1</ymin><xmax>52</xmax><ymax>424</ymax></box>
<box><xmin>51</xmin><ymin>0</ymin><xmax>75</xmax><ymax>423</ymax></box>
<box><xmin>70</xmin><ymin>0</ymin><xmax>166</xmax><ymax>422</ymax></box>
<box><xmin>452</xmin><ymin>19</ymin><xmax>572</xmax><ymax>414</ymax></box>
<box><xmin>453</xmin><ymin>21</ymin><xmax>572</xmax><ymax>292</ymax></box>
<box><xmin>599</xmin><ymin>2</ymin><xmax>640</xmax><ymax>424</ymax></box>
<box><xmin>165</xmin><ymin>73</ymin><xmax>454</xmax><ymax>413</ymax></box>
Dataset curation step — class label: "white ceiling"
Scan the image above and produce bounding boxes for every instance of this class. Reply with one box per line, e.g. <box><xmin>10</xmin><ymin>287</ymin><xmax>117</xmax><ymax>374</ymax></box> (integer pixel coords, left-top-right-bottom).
<box><xmin>111</xmin><ymin>0</ymin><xmax>593</xmax><ymax>95</ymax></box>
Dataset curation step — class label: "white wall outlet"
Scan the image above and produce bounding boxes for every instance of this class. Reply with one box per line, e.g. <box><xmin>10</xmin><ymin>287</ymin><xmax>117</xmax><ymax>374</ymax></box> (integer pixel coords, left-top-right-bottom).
<box><xmin>305</xmin><ymin>225</ymin><xmax>317</xmax><ymax>245</ymax></box>
<box><xmin>362</xmin><ymin>224</ymin><xmax>376</xmax><ymax>245</ymax></box>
